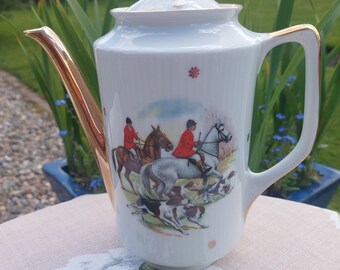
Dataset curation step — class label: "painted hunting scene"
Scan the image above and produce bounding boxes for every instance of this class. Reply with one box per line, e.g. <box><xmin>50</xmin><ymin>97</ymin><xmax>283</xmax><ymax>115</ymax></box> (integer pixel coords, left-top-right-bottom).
<box><xmin>112</xmin><ymin>110</ymin><xmax>237</xmax><ymax>236</ymax></box>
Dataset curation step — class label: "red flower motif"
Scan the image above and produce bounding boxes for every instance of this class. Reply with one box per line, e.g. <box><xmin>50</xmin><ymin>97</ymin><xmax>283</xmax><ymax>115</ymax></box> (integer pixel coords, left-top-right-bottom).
<box><xmin>189</xmin><ymin>66</ymin><xmax>200</xmax><ymax>79</ymax></box>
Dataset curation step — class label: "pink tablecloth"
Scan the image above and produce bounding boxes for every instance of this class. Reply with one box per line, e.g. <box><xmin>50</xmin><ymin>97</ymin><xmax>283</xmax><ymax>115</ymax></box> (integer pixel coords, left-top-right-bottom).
<box><xmin>0</xmin><ymin>194</ymin><xmax>339</xmax><ymax>269</ymax></box>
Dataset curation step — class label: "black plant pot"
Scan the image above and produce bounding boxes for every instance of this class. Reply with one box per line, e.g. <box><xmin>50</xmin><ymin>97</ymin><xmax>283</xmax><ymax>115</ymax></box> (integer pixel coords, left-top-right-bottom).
<box><xmin>287</xmin><ymin>163</ymin><xmax>340</xmax><ymax>208</ymax></box>
<box><xmin>43</xmin><ymin>159</ymin><xmax>89</xmax><ymax>202</ymax></box>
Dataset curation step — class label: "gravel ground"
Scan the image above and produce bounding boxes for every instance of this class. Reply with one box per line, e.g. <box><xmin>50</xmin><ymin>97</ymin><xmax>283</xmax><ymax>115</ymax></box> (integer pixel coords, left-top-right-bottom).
<box><xmin>0</xmin><ymin>70</ymin><xmax>64</xmax><ymax>224</ymax></box>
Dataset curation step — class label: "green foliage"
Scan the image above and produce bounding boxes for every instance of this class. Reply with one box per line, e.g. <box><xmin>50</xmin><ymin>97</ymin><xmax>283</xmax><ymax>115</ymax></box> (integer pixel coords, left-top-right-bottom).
<box><xmin>14</xmin><ymin>0</ymin><xmax>117</xmax><ymax>189</ymax></box>
<box><xmin>328</xmin><ymin>186</ymin><xmax>340</xmax><ymax>213</ymax></box>
<box><xmin>139</xmin><ymin>263</ymin><xmax>155</xmax><ymax>270</ymax></box>
<box><xmin>249</xmin><ymin>0</ymin><xmax>340</xmax><ymax>197</ymax></box>
<box><xmin>3</xmin><ymin>0</ymin><xmax>338</xmax><ymax>197</ymax></box>
<box><xmin>0</xmin><ymin>0</ymin><xmax>26</xmax><ymax>11</ymax></box>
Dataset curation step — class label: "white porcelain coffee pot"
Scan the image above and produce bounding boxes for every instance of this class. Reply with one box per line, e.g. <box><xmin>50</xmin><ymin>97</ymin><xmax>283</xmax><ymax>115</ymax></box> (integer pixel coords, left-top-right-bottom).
<box><xmin>25</xmin><ymin>0</ymin><xmax>320</xmax><ymax>269</ymax></box>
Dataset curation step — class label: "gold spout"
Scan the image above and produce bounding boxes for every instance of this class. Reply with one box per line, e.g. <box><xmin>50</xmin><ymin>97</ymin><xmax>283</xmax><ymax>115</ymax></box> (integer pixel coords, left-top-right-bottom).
<box><xmin>24</xmin><ymin>27</ymin><xmax>113</xmax><ymax>198</ymax></box>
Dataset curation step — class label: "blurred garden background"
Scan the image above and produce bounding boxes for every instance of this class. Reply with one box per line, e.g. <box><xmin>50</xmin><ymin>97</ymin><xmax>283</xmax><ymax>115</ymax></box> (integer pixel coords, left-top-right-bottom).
<box><xmin>0</xmin><ymin>0</ymin><xmax>339</xmax><ymax>221</ymax></box>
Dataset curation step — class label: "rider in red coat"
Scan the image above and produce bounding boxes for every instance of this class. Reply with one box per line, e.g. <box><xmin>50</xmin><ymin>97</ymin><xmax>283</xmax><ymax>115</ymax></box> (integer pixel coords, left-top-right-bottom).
<box><xmin>124</xmin><ymin>117</ymin><xmax>140</xmax><ymax>159</ymax></box>
<box><xmin>173</xmin><ymin>119</ymin><xmax>212</xmax><ymax>176</ymax></box>
<box><xmin>172</xmin><ymin>127</ymin><xmax>196</xmax><ymax>158</ymax></box>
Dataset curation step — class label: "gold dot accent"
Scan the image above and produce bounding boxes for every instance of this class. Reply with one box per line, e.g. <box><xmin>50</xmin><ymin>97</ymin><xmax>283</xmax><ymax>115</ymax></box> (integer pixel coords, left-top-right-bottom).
<box><xmin>208</xmin><ymin>240</ymin><xmax>216</xmax><ymax>249</ymax></box>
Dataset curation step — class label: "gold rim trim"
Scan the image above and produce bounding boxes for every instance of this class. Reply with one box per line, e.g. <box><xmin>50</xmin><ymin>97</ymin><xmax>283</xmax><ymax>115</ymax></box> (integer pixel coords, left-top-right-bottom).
<box><xmin>268</xmin><ymin>24</ymin><xmax>320</xmax><ymax>48</ymax></box>
<box><xmin>24</xmin><ymin>27</ymin><xmax>114</xmax><ymax>198</ymax></box>
<box><xmin>268</xmin><ymin>24</ymin><xmax>321</xmax><ymax>77</ymax></box>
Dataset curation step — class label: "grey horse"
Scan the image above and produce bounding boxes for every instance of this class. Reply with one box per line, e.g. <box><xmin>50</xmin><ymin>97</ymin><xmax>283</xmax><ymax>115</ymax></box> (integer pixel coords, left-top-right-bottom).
<box><xmin>141</xmin><ymin>122</ymin><xmax>232</xmax><ymax>202</ymax></box>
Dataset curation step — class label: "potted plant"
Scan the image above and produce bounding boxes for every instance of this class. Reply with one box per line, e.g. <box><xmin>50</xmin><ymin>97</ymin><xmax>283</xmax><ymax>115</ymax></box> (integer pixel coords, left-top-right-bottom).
<box><xmin>248</xmin><ymin>0</ymin><xmax>340</xmax><ymax>207</ymax></box>
<box><xmin>13</xmin><ymin>0</ymin><xmax>340</xmax><ymax>204</ymax></box>
<box><xmin>12</xmin><ymin>0</ymin><xmax>116</xmax><ymax>200</ymax></box>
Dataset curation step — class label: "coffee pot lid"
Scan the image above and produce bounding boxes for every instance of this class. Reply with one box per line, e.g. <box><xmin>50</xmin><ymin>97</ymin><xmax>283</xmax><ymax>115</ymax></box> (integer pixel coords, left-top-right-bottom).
<box><xmin>127</xmin><ymin>0</ymin><xmax>221</xmax><ymax>12</ymax></box>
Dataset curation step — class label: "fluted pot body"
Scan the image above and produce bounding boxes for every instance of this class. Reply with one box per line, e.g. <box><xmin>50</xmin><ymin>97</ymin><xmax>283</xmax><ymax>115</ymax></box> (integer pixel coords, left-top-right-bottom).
<box><xmin>92</xmin><ymin>1</ymin><xmax>320</xmax><ymax>269</ymax></box>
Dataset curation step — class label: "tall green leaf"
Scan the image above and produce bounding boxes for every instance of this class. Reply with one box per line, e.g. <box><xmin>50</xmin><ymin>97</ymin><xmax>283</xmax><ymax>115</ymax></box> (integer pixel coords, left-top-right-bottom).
<box><xmin>102</xmin><ymin>0</ymin><xmax>117</xmax><ymax>34</ymax></box>
<box><xmin>250</xmin><ymin>0</ymin><xmax>340</xmax><ymax>172</ymax></box>
<box><xmin>66</xmin><ymin>0</ymin><xmax>100</xmax><ymax>44</ymax></box>
<box><xmin>265</xmin><ymin>0</ymin><xmax>295</xmax><ymax>102</ymax></box>
<box><xmin>52</xmin><ymin>1</ymin><xmax>100</xmax><ymax>104</ymax></box>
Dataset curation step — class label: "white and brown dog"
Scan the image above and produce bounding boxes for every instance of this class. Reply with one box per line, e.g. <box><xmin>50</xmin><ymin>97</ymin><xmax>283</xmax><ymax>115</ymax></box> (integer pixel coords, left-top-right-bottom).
<box><xmin>128</xmin><ymin>190</ymin><xmax>207</xmax><ymax>235</ymax></box>
<box><xmin>208</xmin><ymin>170</ymin><xmax>236</xmax><ymax>196</ymax></box>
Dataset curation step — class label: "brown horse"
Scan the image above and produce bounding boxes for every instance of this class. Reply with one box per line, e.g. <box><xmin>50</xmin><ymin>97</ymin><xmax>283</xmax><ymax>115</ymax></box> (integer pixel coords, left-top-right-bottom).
<box><xmin>112</xmin><ymin>125</ymin><xmax>173</xmax><ymax>193</ymax></box>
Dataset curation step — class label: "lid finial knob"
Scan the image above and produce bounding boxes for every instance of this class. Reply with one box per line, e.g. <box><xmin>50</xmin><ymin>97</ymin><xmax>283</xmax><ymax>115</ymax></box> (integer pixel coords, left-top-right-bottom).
<box><xmin>172</xmin><ymin>0</ymin><xmax>184</xmax><ymax>8</ymax></box>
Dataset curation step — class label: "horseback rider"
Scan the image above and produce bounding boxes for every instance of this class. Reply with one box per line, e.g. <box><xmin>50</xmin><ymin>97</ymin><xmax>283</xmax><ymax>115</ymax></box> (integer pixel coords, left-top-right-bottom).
<box><xmin>124</xmin><ymin>117</ymin><xmax>141</xmax><ymax>160</ymax></box>
<box><xmin>172</xmin><ymin>119</ymin><xmax>212</xmax><ymax>176</ymax></box>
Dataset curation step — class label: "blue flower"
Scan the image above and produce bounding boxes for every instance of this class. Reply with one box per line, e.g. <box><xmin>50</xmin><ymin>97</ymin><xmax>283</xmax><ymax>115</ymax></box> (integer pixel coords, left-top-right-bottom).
<box><xmin>292</xmin><ymin>171</ymin><xmax>299</xmax><ymax>178</ymax></box>
<box><xmin>271</xmin><ymin>147</ymin><xmax>281</xmax><ymax>153</ymax></box>
<box><xmin>295</xmin><ymin>113</ymin><xmax>304</xmax><ymax>120</ymax></box>
<box><xmin>275</xmin><ymin>113</ymin><xmax>286</xmax><ymax>120</ymax></box>
<box><xmin>54</xmin><ymin>99</ymin><xmax>66</xmax><ymax>106</ymax></box>
<box><xmin>263</xmin><ymin>159</ymin><xmax>270</xmax><ymax>165</ymax></box>
<box><xmin>258</xmin><ymin>104</ymin><xmax>267</xmax><ymax>110</ymax></box>
<box><xmin>89</xmin><ymin>178</ymin><xmax>103</xmax><ymax>190</ymax></box>
<box><xmin>286</xmin><ymin>75</ymin><xmax>297</xmax><ymax>86</ymax></box>
<box><xmin>278</xmin><ymin>126</ymin><xmax>287</xmax><ymax>133</ymax></box>
<box><xmin>65</xmin><ymin>93</ymin><xmax>70</xmax><ymax>100</ymax></box>
<box><xmin>297</xmin><ymin>163</ymin><xmax>305</xmax><ymax>170</ymax></box>
<box><xmin>276</xmin><ymin>156</ymin><xmax>283</xmax><ymax>162</ymax></box>
<box><xmin>283</xmin><ymin>135</ymin><xmax>297</xmax><ymax>144</ymax></box>
<box><xmin>273</xmin><ymin>134</ymin><xmax>282</xmax><ymax>141</ymax></box>
<box><xmin>58</xmin><ymin>130</ymin><xmax>68</xmax><ymax>137</ymax></box>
